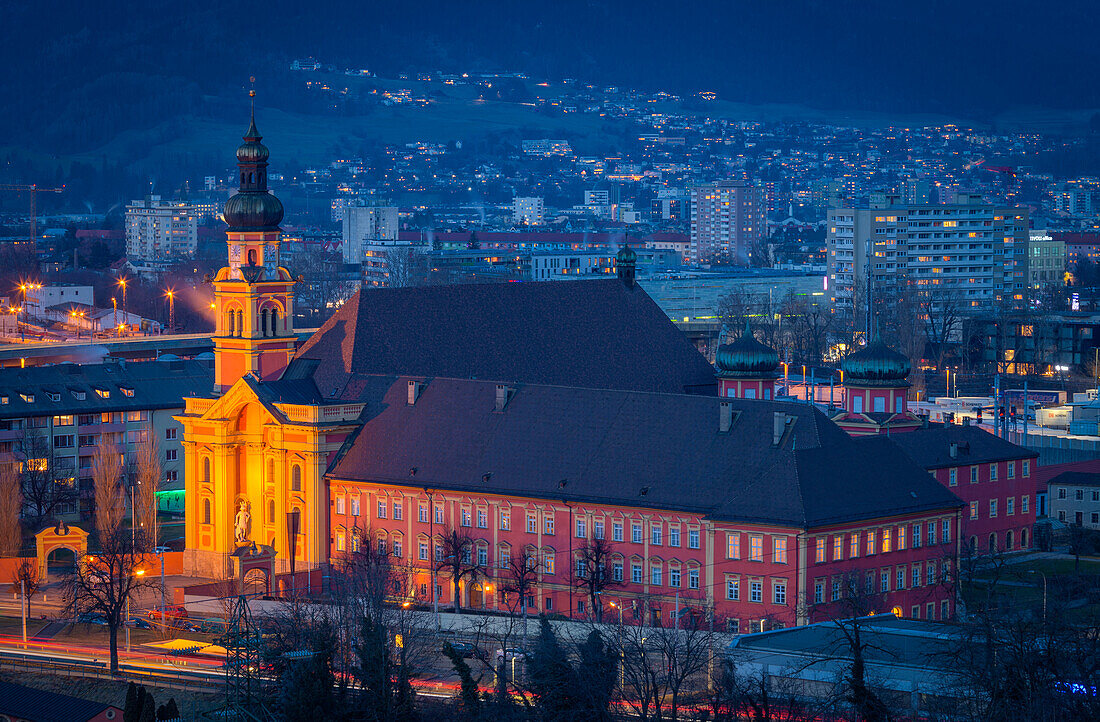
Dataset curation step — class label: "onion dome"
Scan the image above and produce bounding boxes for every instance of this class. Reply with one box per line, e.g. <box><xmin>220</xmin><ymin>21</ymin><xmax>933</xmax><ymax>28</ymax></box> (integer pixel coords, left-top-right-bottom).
<box><xmin>616</xmin><ymin>244</ymin><xmax>637</xmax><ymax>265</ymax></box>
<box><xmin>223</xmin><ymin>108</ymin><xmax>283</xmax><ymax>231</ymax></box>
<box><xmin>842</xmin><ymin>335</ymin><xmax>911</xmax><ymax>386</ymax></box>
<box><xmin>716</xmin><ymin>323</ymin><xmax>780</xmax><ymax>378</ymax></box>
<box><xmin>224</xmin><ymin>192</ymin><xmax>283</xmax><ymax>230</ymax></box>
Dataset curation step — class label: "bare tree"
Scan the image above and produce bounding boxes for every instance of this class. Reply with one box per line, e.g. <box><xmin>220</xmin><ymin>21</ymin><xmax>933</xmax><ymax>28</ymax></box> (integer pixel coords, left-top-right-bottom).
<box><xmin>0</xmin><ymin>464</ymin><xmax>22</xmax><ymax>555</ymax></box>
<box><xmin>917</xmin><ymin>289</ymin><xmax>966</xmax><ymax>372</ymax></box>
<box><xmin>383</xmin><ymin>246</ymin><xmax>427</xmax><ymax>288</ymax></box>
<box><xmin>435</xmin><ymin>527</ymin><xmax>486</xmax><ymax>613</ymax></box>
<box><xmin>573</xmin><ymin>537</ymin><xmax>620</xmax><ymax>622</ymax></box>
<box><xmin>62</xmin><ymin>526</ymin><xmax>158</xmax><ymax>674</ymax></box>
<box><xmin>130</xmin><ymin>434</ymin><xmax>159</xmax><ymax>551</ymax></box>
<box><xmin>501</xmin><ymin>546</ymin><xmax>540</xmax><ymax>641</ymax></box>
<box><xmin>92</xmin><ymin>442</ymin><xmax>125</xmax><ymax>541</ymax></box>
<box><xmin>709</xmin><ymin>656</ymin><xmax>839</xmax><ymax>722</ymax></box>
<box><xmin>614</xmin><ymin>595</ymin><xmax>720</xmax><ymax>721</ymax></box>
<box><xmin>10</xmin><ymin>558</ymin><xmax>40</xmax><ymax>617</ymax></box>
<box><xmin>13</xmin><ymin>427</ymin><xmax>75</xmax><ymax>528</ymax></box>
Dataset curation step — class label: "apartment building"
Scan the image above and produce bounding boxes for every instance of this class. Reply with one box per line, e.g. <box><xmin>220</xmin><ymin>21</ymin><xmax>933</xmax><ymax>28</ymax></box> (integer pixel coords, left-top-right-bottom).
<box><xmin>826</xmin><ymin>194</ymin><xmax>1029</xmax><ymax>315</ymax></box>
<box><xmin>690</xmin><ymin>181</ymin><xmax>766</xmax><ymax>265</ymax></box>
<box><xmin>0</xmin><ymin>359</ymin><xmax>213</xmax><ymax>521</ymax></box>
<box><xmin>125</xmin><ymin>195</ymin><xmax>198</xmax><ymax>270</ymax></box>
<box><xmin>341</xmin><ymin>205</ymin><xmax>400</xmax><ymax>265</ymax></box>
<box><xmin>512</xmin><ymin>197</ymin><xmax>545</xmax><ymax>226</ymax></box>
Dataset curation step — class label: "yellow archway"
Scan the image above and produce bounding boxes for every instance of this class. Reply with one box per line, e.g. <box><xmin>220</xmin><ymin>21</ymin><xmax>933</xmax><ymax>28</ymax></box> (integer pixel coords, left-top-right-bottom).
<box><xmin>35</xmin><ymin>521</ymin><xmax>89</xmax><ymax>581</ymax></box>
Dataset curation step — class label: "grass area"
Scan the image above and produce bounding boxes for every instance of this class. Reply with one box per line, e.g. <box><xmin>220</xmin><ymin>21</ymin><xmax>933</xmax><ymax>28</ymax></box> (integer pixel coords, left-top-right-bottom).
<box><xmin>996</xmin><ymin>557</ymin><xmax>1100</xmax><ymax>578</ymax></box>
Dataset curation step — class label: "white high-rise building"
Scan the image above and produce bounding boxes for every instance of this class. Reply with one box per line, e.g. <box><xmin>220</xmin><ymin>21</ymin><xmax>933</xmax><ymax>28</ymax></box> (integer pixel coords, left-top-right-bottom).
<box><xmin>689</xmin><ymin>181</ymin><xmax>766</xmax><ymax>265</ymax></box>
<box><xmin>125</xmin><ymin>195</ymin><xmax>198</xmax><ymax>269</ymax></box>
<box><xmin>512</xmin><ymin>197</ymin><xmax>545</xmax><ymax>226</ymax></box>
<box><xmin>825</xmin><ymin>193</ymin><xmax>1030</xmax><ymax>315</ymax></box>
<box><xmin>342</xmin><ymin>205</ymin><xmax>399</xmax><ymax>264</ymax></box>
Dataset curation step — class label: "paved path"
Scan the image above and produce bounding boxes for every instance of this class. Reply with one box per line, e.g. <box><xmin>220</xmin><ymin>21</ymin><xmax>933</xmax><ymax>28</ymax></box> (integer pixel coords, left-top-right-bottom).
<box><xmin>29</xmin><ymin>621</ymin><xmax>66</xmax><ymax>641</ymax></box>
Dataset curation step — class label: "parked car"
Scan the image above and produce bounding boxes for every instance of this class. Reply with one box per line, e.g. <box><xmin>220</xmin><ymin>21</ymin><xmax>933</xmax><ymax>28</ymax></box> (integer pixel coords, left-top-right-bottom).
<box><xmin>77</xmin><ymin>613</ymin><xmax>107</xmax><ymax>626</ymax></box>
<box><xmin>148</xmin><ymin>605</ymin><xmax>189</xmax><ymax>622</ymax></box>
<box><xmin>153</xmin><ymin>546</ymin><xmax>172</xmax><ymax>554</ymax></box>
<box><xmin>495</xmin><ymin>648</ymin><xmax>526</xmax><ymax>664</ymax></box>
<box><xmin>445</xmin><ymin>641</ymin><xmax>483</xmax><ymax>659</ymax></box>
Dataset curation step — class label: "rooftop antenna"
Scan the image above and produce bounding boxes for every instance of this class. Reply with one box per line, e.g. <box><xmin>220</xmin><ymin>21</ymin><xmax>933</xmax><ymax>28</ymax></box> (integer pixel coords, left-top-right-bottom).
<box><xmin>864</xmin><ymin>239</ymin><xmax>873</xmax><ymax>341</ymax></box>
<box><xmin>249</xmin><ymin>75</ymin><xmax>256</xmax><ymax>122</ymax></box>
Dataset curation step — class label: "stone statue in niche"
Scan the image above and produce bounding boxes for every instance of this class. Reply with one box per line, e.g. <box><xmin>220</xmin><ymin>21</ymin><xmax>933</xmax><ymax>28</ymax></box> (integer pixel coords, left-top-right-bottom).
<box><xmin>234</xmin><ymin>500</ymin><xmax>251</xmax><ymax>543</ymax></box>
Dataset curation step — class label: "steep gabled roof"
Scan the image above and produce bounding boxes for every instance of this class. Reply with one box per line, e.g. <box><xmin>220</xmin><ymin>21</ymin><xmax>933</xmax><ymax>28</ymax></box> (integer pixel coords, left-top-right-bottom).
<box><xmin>0</xmin><ymin>680</ymin><xmax>119</xmax><ymax>722</ymax></box>
<box><xmin>887</xmin><ymin>424</ymin><xmax>1037</xmax><ymax>469</ymax></box>
<box><xmin>291</xmin><ymin>280</ymin><xmax>717</xmax><ymax>400</ymax></box>
<box><xmin>327</xmin><ymin>377</ymin><xmax>961</xmax><ymax>529</ymax></box>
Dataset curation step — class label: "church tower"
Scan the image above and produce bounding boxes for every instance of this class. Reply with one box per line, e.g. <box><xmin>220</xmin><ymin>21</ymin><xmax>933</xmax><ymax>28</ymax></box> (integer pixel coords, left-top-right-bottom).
<box><xmin>213</xmin><ymin>98</ymin><xmax>296</xmax><ymax>392</ymax></box>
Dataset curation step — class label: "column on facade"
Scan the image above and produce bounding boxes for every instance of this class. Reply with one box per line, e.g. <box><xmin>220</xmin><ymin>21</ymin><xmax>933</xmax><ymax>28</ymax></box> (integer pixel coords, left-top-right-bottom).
<box><xmin>212</xmin><ymin>443</ymin><xmax>237</xmax><ymax>560</ymax></box>
<box><xmin>182</xmin><ymin>441</ymin><xmax>198</xmax><ymax>552</ymax></box>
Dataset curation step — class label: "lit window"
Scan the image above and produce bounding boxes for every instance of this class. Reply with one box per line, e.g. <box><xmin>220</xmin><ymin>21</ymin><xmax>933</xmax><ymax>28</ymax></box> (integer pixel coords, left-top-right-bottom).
<box><xmin>727</xmin><ymin>533</ymin><xmax>741</xmax><ymax>560</ymax></box>
<box><xmin>833</xmin><ymin>536</ymin><xmax>843</xmax><ymax>561</ymax></box>
<box><xmin>749</xmin><ymin>535</ymin><xmax>763</xmax><ymax>562</ymax></box>
<box><xmin>815</xmin><ymin>537</ymin><xmax>825</xmax><ymax>563</ymax></box>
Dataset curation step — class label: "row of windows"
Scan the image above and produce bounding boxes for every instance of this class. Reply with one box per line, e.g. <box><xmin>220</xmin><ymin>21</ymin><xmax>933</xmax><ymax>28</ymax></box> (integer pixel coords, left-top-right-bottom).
<box><xmin>947</xmin><ymin>460</ymin><xmax>1030</xmax><ymax>486</ymax></box>
<box><xmin>968</xmin><ymin>495</ymin><xmax>1029</xmax><ymax>519</ymax></box>
<box><xmin>339</xmin><ymin>494</ymin><xmax>706</xmax><ymax>549</ymax></box>
<box><xmin>726</xmin><ymin>533</ymin><xmax>787</xmax><ymax>563</ymax></box>
<box><xmin>814</xmin><ymin>561</ymin><xmax>951</xmax><ymax>603</ymax></box>
<box><xmin>814</xmin><ymin>520</ymin><xmax>952</xmax><ymax>564</ymax></box>
<box><xmin>1056</xmin><ymin>487</ymin><xmax>1100</xmax><ymax>502</ymax></box>
<box><xmin>724</xmin><ymin>576</ymin><xmax>787</xmax><ymax>605</ymax></box>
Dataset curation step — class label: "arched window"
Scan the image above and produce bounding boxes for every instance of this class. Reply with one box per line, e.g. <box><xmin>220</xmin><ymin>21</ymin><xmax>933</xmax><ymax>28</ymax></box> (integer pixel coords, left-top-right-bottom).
<box><xmin>259</xmin><ymin>309</ymin><xmax>269</xmax><ymax>337</ymax></box>
<box><xmin>1005</xmin><ymin>529</ymin><xmax>1014</xmax><ymax>550</ymax></box>
<box><xmin>269</xmin><ymin>309</ymin><xmax>279</xmax><ymax>337</ymax></box>
<box><xmin>225</xmin><ymin>309</ymin><xmax>233</xmax><ymax>336</ymax></box>
<box><xmin>240</xmin><ymin>172</ymin><xmax>246</xmax><ymax>186</ymax></box>
<box><xmin>267</xmin><ymin>499</ymin><xmax>275</xmax><ymax>524</ymax></box>
<box><xmin>988</xmin><ymin>533</ymin><xmax>997</xmax><ymax>552</ymax></box>
<box><xmin>248</xmin><ymin>172</ymin><xmax>254</xmax><ymax>184</ymax></box>
<box><xmin>1022</xmin><ymin>528</ymin><xmax>1030</xmax><ymax>548</ymax></box>
<box><xmin>202</xmin><ymin>457</ymin><xmax>211</xmax><ymax>483</ymax></box>
<box><xmin>235</xmin><ymin>310</ymin><xmax>243</xmax><ymax>336</ymax></box>
<box><xmin>248</xmin><ymin>248</ymin><xmax>257</xmax><ymax>265</ymax></box>
<box><xmin>203</xmin><ymin>499</ymin><xmax>211</xmax><ymax>524</ymax></box>
<box><xmin>291</xmin><ymin>464</ymin><xmax>302</xmax><ymax>492</ymax></box>
<box><xmin>266</xmin><ymin>458</ymin><xmax>274</xmax><ymax>484</ymax></box>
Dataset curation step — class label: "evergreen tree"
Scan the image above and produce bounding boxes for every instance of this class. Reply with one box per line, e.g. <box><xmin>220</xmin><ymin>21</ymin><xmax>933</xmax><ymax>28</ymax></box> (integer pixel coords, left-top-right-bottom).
<box><xmin>139</xmin><ymin>693</ymin><xmax>156</xmax><ymax>722</ymax></box>
<box><xmin>576</xmin><ymin>630</ymin><xmax>616</xmax><ymax>721</ymax></box>
<box><xmin>124</xmin><ymin>682</ymin><xmax>138</xmax><ymax>722</ymax></box>
<box><xmin>527</xmin><ymin>616</ymin><xmax>580</xmax><ymax>719</ymax></box>
<box><xmin>277</xmin><ymin>650</ymin><xmax>336</xmax><ymax>721</ymax></box>
<box><xmin>156</xmin><ymin>698</ymin><xmax>180</xmax><ymax>720</ymax></box>
<box><xmin>443</xmin><ymin>641</ymin><xmax>482</xmax><ymax>718</ymax></box>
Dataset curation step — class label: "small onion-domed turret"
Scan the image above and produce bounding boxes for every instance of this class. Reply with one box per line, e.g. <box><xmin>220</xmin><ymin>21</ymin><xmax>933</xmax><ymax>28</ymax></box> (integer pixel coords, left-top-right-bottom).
<box><xmin>715</xmin><ymin>323</ymin><xmax>780</xmax><ymax>378</ymax></box>
<box><xmin>842</xmin><ymin>335</ymin><xmax>911</xmax><ymax>386</ymax></box>
<box><xmin>616</xmin><ymin>243</ymin><xmax>637</xmax><ymax>288</ymax></box>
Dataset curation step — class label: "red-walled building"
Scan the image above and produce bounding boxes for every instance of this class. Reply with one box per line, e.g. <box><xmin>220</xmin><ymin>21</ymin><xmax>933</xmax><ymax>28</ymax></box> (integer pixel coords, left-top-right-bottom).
<box><xmin>326</xmin><ymin>378</ymin><xmax>963</xmax><ymax>631</ymax></box>
<box><xmin>889</xmin><ymin>425</ymin><xmax>1038</xmax><ymax>553</ymax></box>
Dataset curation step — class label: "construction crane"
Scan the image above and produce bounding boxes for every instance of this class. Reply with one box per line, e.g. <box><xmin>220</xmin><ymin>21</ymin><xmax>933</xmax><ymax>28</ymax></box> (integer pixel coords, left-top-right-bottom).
<box><xmin>0</xmin><ymin>184</ymin><xmax>65</xmax><ymax>244</ymax></box>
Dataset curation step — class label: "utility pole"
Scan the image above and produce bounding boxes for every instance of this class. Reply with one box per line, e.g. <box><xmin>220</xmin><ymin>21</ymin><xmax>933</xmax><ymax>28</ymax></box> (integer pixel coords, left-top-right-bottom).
<box><xmin>21</xmin><ymin>578</ymin><xmax>26</xmax><ymax>647</ymax></box>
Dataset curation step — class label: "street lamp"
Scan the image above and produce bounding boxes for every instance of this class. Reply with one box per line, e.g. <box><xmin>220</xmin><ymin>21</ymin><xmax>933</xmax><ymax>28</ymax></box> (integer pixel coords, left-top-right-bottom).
<box><xmin>117</xmin><ymin>277</ymin><xmax>128</xmax><ymax>320</ymax></box>
<box><xmin>165</xmin><ymin>289</ymin><xmax>175</xmax><ymax>334</ymax></box>
<box><xmin>1027</xmin><ymin>569</ymin><xmax>1048</xmax><ymax>623</ymax></box>
<box><xmin>126</xmin><ymin>568</ymin><xmax>146</xmax><ymax>652</ymax></box>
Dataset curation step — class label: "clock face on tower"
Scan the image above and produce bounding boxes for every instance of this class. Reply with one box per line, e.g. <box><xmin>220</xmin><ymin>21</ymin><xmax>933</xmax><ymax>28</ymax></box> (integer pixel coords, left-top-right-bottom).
<box><xmin>264</xmin><ymin>242</ymin><xmax>278</xmax><ymax>275</ymax></box>
<box><xmin>229</xmin><ymin>243</ymin><xmax>242</xmax><ymax>273</ymax></box>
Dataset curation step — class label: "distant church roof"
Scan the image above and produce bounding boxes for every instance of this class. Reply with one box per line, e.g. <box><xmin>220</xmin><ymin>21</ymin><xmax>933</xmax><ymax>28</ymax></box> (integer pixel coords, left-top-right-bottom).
<box><xmin>289</xmin><ymin>279</ymin><xmax>718</xmax><ymax>399</ymax></box>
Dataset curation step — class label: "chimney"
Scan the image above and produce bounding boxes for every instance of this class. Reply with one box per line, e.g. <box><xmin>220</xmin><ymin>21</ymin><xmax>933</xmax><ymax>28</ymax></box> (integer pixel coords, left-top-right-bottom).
<box><xmin>407</xmin><ymin>380</ymin><xmax>425</xmax><ymax>405</ymax></box>
<box><xmin>719</xmin><ymin>401</ymin><xmax>733</xmax><ymax>433</ymax></box>
<box><xmin>494</xmin><ymin>384</ymin><xmax>516</xmax><ymax>412</ymax></box>
<box><xmin>949</xmin><ymin>442</ymin><xmax>958</xmax><ymax>459</ymax></box>
<box><xmin>772</xmin><ymin>412</ymin><xmax>790</xmax><ymax>447</ymax></box>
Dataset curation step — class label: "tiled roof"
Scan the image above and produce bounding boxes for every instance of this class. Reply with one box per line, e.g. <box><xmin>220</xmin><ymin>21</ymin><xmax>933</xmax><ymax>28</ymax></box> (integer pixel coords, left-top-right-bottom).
<box><xmin>886</xmin><ymin>424</ymin><xmax>1037</xmax><ymax>469</ymax></box>
<box><xmin>1047</xmin><ymin>471</ymin><xmax>1100</xmax><ymax>488</ymax></box>
<box><xmin>0</xmin><ymin>359</ymin><xmax>213</xmax><ymax>418</ymax></box>
<box><xmin>0</xmin><ymin>680</ymin><xmax>117</xmax><ymax>722</ymax></box>
<box><xmin>327</xmin><ymin>377</ymin><xmax>962</xmax><ymax>529</ymax></box>
<box><xmin>1033</xmin><ymin>459</ymin><xmax>1100</xmax><ymax>494</ymax></box>
<box><xmin>292</xmin><ymin>279</ymin><xmax>717</xmax><ymax>400</ymax></box>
